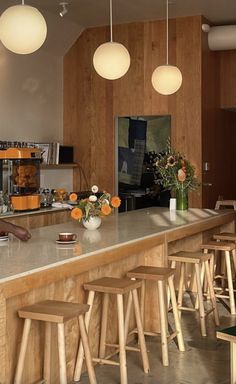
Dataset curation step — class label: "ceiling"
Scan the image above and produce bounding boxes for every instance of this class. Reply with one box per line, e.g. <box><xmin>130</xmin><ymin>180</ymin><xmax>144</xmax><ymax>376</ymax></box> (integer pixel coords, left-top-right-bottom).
<box><xmin>1</xmin><ymin>1</ymin><xmax>236</xmax><ymax>55</ymax></box>
<box><xmin>20</xmin><ymin>0</ymin><xmax>236</xmax><ymax>26</ymax></box>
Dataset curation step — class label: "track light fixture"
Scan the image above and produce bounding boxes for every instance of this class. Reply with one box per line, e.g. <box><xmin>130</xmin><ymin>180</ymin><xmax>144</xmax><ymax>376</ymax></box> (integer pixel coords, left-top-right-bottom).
<box><xmin>60</xmin><ymin>2</ymin><xmax>68</xmax><ymax>17</ymax></box>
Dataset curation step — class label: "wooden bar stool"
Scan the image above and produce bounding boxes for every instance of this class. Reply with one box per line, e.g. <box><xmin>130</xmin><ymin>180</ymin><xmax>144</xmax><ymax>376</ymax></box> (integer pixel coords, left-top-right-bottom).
<box><xmin>74</xmin><ymin>277</ymin><xmax>149</xmax><ymax>384</ymax></box>
<box><xmin>213</xmin><ymin>233</ymin><xmax>236</xmax><ymax>277</ymax></box>
<box><xmin>168</xmin><ymin>251</ymin><xmax>220</xmax><ymax>337</ymax></box>
<box><xmin>201</xmin><ymin>241</ymin><xmax>236</xmax><ymax>315</ymax></box>
<box><xmin>126</xmin><ymin>266</ymin><xmax>185</xmax><ymax>367</ymax></box>
<box><xmin>215</xmin><ymin>200</ymin><xmax>236</xmax><ymax>210</ymax></box>
<box><xmin>217</xmin><ymin>326</ymin><xmax>236</xmax><ymax>384</ymax></box>
<box><xmin>14</xmin><ymin>300</ymin><xmax>97</xmax><ymax>384</ymax></box>
<box><xmin>214</xmin><ymin>233</ymin><xmax>236</xmax><ymax>242</ymax></box>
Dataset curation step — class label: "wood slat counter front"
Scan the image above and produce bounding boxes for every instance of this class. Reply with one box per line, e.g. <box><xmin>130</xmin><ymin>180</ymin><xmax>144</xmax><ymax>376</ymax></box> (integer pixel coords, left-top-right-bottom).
<box><xmin>0</xmin><ymin>207</ymin><xmax>235</xmax><ymax>383</ymax></box>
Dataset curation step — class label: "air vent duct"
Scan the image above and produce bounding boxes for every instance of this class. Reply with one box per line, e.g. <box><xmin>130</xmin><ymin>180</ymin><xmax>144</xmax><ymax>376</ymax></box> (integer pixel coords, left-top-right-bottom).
<box><xmin>202</xmin><ymin>24</ymin><xmax>236</xmax><ymax>51</ymax></box>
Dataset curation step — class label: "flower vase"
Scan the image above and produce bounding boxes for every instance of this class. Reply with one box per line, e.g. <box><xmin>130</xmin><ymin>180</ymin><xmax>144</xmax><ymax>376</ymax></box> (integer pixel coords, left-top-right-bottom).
<box><xmin>176</xmin><ymin>188</ymin><xmax>188</xmax><ymax>210</ymax></box>
<box><xmin>82</xmin><ymin>216</ymin><xmax>102</xmax><ymax>230</ymax></box>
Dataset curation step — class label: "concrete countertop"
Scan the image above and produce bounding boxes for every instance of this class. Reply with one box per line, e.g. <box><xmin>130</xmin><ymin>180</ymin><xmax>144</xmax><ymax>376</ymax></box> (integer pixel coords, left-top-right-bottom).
<box><xmin>0</xmin><ymin>207</ymin><xmax>233</xmax><ymax>283</ymax></box>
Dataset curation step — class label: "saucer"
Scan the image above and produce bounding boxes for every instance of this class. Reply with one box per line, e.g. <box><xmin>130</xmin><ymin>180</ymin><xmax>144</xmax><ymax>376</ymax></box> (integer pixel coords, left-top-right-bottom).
<box><xmin>56</xmin><ymin>239</ymin><xmax>77</xmax><ymax>244</ymax></box>
<box><xmin>0</xmin><ymin>235</ymin><xmax>9</xmax><ymax>241</ymax></box>
<box><xmin>67</xmin><ymin>200</ymin><xmax>78</xmax><ymax>205</ymax></box>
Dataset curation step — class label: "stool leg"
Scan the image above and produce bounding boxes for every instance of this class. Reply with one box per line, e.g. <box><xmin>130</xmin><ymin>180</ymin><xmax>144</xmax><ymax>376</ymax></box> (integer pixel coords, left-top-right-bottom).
<box><xmin>140</xmin><ymin>280</ymin><xmax>146</xmax><ymax>327</ymax></box>
<box><xmin>225</xmin><ymin>251</ymin><xmax>236</xmax><ymax>315</ymax></box>
<box><xmin>168</xmin><ymin>260</ymin><xmax>176</xmax><ymax>308</ymax></box>
<box><xmin>232</xmin><ymin>247</ymin><xmax>236</xmax><ymax>277</ymax></box>
<box><xmin>43</xmin><ymin>322</ymin><xmax>51</xmax><ymax>383</ymax></box>
<box><xmin>188</xmin><ymin>264</ymin><xmax>195</xmax><ymax>292</ymax></box>
<box><xmin>230</xmin><ymin>341</ymin><xmax>236</xmax><ymax>384</ymax></box>
<box><xmin>157</xmin><ymin>280</ymin><xmax>169</xmax><ymax>366</ymax></box>
<box><xmin>74</xmin><ymin>290</ymin><xmax>95</xmax><ymax>381</ymax></box>
<box><xmin>177</xmin><ymin>263</ymin><xmax>185</xmax><ymax>320</ymax></box>
<box><xmin>168</xmin><ymin>276</ymin><xmax>185</xmax><ymax>352</ymax></box>
<box><xmin>195</xmin><ymin>263</ymin><xmax>207</xmax><ymax>337</ymax></box>
<box><xmin>78</xmin><ymin>314</ymin><xmax>97</xmax><ymax>384</ymax></box>
<box><xmin>99</xmin><ymin>292</ymin><xmax>109</xmax><ymax>359</ymax></box>
<box><xmin>203</xmin><ymin>249</ymin><xmax>215</xmax><ymax>283</ymax></box>
<box><xmin>14</xmin><ymin>318</ymin><xmax>32</xmax><ymax>384</ymax></box>
<box><xmin>132</xmin><ymin>289</ymin><xmax>150</xmax><ymax>373</ymax></box>
<box><xmin>117</xmin><ymin>293</ymin><xmax>128</xmax><ymax>384</ymax></box>
<box><xmin>124</xmin><ymin>292</ymin><xmax>132</xmax><ymax>343</ymax></box>
<box><xmin>195</xmin><ymin>262</ymin><xmax>205</xmax><ymax>309</ymax></box>
<box><xmin>57</xmin><ymin>323</ymin><xmax>67</xmax><ymax>384</ymax></box>
<box><xmin>204</xmin><ymin>260</ymin><xmax>220</xmax><ymax>326</ymax></box>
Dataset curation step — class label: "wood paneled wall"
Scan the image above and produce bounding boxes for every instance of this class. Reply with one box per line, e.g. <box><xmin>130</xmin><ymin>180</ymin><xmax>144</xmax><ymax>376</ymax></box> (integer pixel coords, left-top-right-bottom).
<box><xmin>64</xmin><ymin>16</ymin><xmax>212</xmax><ymax>208</ymax></box>
<box><xmin>220</xmin><ymin>51</ymin><xmax>236</xmax><ymax>108</ymax></box>
<box><xmin>201</xmin><ymin>23</ymin><xmax>236</xmax><ymax>207</ymax></box>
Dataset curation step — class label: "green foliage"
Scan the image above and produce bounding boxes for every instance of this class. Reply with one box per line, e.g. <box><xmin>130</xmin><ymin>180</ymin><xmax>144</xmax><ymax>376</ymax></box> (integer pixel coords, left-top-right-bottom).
<box><xmin>155</xmin><ymin>140</ymin><xmax>199</xmax><ymax>192</ymax></box>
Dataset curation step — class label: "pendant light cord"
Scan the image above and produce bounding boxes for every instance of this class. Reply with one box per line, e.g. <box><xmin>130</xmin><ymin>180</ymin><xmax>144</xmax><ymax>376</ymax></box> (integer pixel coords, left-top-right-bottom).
<box><xmin>166</xmin><ymin>0</ymin><xmax>168</xmax><ymax>65</ymax></box>
<box><xmin>110</xmin><ymin>0</ymin><xmax>113</xmax><ymax>42</ymax></box>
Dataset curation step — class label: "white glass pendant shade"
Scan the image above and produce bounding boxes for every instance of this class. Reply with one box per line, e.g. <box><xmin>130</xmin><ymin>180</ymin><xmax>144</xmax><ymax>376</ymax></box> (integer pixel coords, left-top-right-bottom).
<box><xmin>0</xmin><ymin>5</ymin><xmax>47</xmax><ymax>54</ymax></box>
<box><xmin>151</xmin><ymin>64</ymin><xmax>182</xmax><ymax>95</ymax></box>
<box><xmin>93</xmin><ymin>41</ymin><xmax>130</xmax><ymax>80</ymax></box>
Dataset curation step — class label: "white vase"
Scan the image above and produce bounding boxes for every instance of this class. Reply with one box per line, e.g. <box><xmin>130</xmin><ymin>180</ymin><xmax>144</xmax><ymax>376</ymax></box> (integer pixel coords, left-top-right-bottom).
<box><xmin>82</xmin><ymin>216</ymin><xmax>102</xmax><ymax>230</ymax></box>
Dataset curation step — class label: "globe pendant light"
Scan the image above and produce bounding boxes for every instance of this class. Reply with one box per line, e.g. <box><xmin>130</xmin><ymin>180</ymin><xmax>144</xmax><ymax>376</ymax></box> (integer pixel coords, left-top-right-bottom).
<box><xmin>151</xmin><ymin>0</ymin><xmax>182</xmax><ymax>95</ymax></box>
<box><xmin>93</xmin><ymin>0</ymin><xmax>130</xmax><ymax>80</ymax></box>
<box><xmin>0</xmin><ymin>0</ymin><xmax>47</xmax><ymax>55</ymax></box>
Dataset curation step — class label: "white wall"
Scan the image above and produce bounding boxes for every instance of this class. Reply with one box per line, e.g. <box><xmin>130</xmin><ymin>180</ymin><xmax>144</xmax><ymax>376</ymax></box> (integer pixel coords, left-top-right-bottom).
<box><xmin>0</xmin><ymin>9</ymin><xmax>83</xmax><ymax>143</ymax></box>
<box><xmin>0</xmin><ymin>44</ymin><xmax>63</xmax><ymax>142</ymax></box>
<box><xmin>0</xmin><ymin>11</ymin><xmax>83</xmax><ymax>193</ymax></box>
<box><xmin>40</xmin><ymin>169</ymin><xmax>73</xmax><ymax>192</ymax></box>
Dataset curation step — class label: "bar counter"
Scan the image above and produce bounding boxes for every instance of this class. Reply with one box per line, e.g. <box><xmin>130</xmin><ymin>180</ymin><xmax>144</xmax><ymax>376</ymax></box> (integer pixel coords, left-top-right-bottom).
<box><xmin>0</xmin><ymin>207</ymin><xmax>235</xmax><ymax>383</ymax></box>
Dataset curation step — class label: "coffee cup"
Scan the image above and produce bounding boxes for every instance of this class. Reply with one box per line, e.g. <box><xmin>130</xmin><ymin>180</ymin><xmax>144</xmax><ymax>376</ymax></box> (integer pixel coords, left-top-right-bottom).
<box><xmin>58</xmin><ymin>232</ymin><xmax>77</xmax><ymax>242</ymax></box>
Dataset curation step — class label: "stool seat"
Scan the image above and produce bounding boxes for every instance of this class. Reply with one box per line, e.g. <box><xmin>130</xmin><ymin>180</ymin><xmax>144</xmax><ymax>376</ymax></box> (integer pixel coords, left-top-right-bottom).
<box><xmin>18</xmin><ymin>300</ymin><xmax>90</xmax><ymax>323</ymax></box>
<box><xmin>84</xmin><ymin>277</ymin><xmax>141</xmax><ymax>293</ymax></box>
<box><xmin>201</xmin><ymin>241</ymin><xmax>235</xmax><ymax>252</ymax></box>
<box><xmin>168</xmin><ymin>251</ymin><xmax>212</xmax><ymax>263</ymax></box>
<box><xmin>213</xmin><ymin>233</ymin><xmax>236</xmax><ymax>242</ymax></box>
<box><xmin>168</xmin><ymin>251</ymin><xmax>219</xmax><ymax>337</ymax></box>
<box><xmin>127</xmin><ymin>266</ymin><xmax>174</xmax><ymax>280</ymax></box>
<box><xmin>127</xmin><ymin>265</ymin><xmax>185</xmax><ymax>366</ymax></box>
<box><xmin>15</xmin><ymin>300</ymin><xmax>96</xmax><ymax>384</ymax></box>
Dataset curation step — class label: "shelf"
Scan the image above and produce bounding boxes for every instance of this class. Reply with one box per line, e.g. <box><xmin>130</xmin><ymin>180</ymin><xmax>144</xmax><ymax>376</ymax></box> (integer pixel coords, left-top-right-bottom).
<box><xmin>2</xmin><ymin>163</ymin><xmax>78</xmax><ymax>170</ymax></box>
<box><xmin>40</xmin><ymin>163</ymin><xmax>78</xmax><ymax>169</ymax></box>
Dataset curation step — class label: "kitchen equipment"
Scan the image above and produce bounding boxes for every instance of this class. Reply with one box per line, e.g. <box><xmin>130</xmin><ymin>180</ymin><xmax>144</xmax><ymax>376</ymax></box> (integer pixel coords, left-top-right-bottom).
<box><xmin>0</xmin><ymin>147</ymin><xmax>41</xmax><ymax>211</ymax></box>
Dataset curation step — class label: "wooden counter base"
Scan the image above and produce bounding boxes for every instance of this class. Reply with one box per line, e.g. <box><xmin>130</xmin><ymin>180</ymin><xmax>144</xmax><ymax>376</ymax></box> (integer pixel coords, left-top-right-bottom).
<box><xmin>0</xmin><ymin>208</ymin><xmax>235</xmax><ymax>383</ymax></box>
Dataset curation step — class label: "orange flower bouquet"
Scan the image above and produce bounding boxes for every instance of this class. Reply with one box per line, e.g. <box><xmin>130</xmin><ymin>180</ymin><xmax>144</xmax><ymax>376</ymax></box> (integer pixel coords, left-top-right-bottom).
<box><xmin>70</xmin><ymin>185</ymin><xmax>121</xmax><ymax>223</ymax></box>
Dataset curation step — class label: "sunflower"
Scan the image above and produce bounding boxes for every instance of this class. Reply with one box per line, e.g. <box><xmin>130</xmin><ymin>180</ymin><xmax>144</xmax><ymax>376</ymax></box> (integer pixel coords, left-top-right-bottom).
<box><xmin>166</xmin><ymin>156</ymin><xmax>176</xmax><ymax>167</ymax></box>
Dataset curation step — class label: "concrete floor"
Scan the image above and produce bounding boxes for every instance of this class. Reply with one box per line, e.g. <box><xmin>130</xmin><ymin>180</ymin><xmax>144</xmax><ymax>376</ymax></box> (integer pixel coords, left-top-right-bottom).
<box><xmin>77</xmin><ymin>298</ymin><xmax>235</xmax><ymax>384</ymax></box>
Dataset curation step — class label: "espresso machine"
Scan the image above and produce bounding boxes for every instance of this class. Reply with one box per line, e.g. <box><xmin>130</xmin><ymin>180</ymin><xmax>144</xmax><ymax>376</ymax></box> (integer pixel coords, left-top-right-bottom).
<box><xmin>0</xmin><ymin>147</ymin><xmax>42</xmax><ymax>211</ymax></box>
